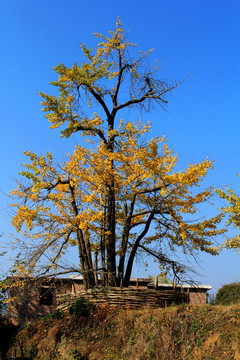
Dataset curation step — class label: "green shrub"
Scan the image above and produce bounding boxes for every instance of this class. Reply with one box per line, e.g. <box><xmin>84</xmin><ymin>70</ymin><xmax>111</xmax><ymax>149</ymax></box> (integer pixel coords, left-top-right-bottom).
<box><xmin>42</xmin><ymin>309</ymin><xmax>64</xmax><ymax>321</ymax></box>
<box><xmin>50</xmin><ymin>309</ymin><xmax>64</xmax><ymax>319</ymax></box>
<box><xmin>69</xmin><ymin>297</ymin><xmax>95</xmax><ymax>317</ymax></box>
<box><xmin>216</xmin><ymin>282</ymin><xmax>240</xmax><ymax>305</ymax></box>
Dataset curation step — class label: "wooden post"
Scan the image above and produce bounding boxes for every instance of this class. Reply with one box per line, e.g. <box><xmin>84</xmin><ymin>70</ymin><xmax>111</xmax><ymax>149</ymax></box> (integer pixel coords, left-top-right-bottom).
<box><xmin>72</xmin><ymin>282</ymin><xmax>76</xmax><ymax>294</ymax></box>
<box><xmin>174</xmin><ymin>278</ymin><xmax>177</xmax><ymax>291</ymax></box>
<box><xmin>154</xmin><ymin>276</ymin><xmax>158</xmax><ymax>290</ymax></box>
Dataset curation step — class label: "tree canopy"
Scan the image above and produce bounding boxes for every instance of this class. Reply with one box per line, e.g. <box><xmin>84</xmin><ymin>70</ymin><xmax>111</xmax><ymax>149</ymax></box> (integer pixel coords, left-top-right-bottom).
<box><xmin>10</xmin><ymin>19</ymin><xmax>226</xmax><ymax>288</ymax></box>
<box><xmin>216</xmin><ymin>282</ymin><xmax>240</xmax><ymax>305</ymax></box>
<box><xmin>216</xmin><ymin>182</ymin><xmax>240</xmax><ymax>251</ymax></box>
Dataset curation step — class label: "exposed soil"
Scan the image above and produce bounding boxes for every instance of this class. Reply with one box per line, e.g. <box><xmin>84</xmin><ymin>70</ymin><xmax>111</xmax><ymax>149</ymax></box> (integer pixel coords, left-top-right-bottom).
<box><xmin>5</xmin><ymin>304</ymin><xmax>240</xmax><ymax>359</ymax></box>
<box><xmin>0</xmin><ymin>316</ymin><xmax>18</xmax><ymax>358</ymax></box>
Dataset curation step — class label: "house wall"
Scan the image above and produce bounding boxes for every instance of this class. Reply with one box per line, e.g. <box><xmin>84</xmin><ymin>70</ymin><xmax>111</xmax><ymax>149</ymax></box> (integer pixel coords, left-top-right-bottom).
<box><xmin>9</xmin><ymin>286</ymin><xmax>56</xmax><ymax>325</ymax></box>
<box><xmin>8</xmin><ymin>278</ymin><xmax>209</xmax><ymax>324</ymax></box>
<box><xmin>71</xmin><ymin>281</ymin><xmax>85</xmax><ymax>293</ymax></box>
<box><xmin>8</xmin><ymin>279</ymin><xmax>75</xmax><ymax>325</ymax></box>
<box><xmin>148</xmin><ymin>284</ymin><xmax>209</xmax><ymax>305</ymax></box>
<box><xmin>189</xmin><ymin>292</ymin><xmax>207</xmax><ymax>305</ymax></box>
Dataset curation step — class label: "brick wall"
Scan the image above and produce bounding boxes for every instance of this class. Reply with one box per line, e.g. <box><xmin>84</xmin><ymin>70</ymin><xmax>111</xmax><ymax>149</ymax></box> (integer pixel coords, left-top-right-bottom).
<box><xmin>189</xmin><ymin>292</ymin><xmax>207</xmax><ymax>305</ymax></box>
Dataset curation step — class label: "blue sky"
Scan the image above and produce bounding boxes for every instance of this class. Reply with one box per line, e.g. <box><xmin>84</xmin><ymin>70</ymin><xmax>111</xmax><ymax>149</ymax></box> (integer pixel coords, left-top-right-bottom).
<box><xmin>0</xmin><ymin>0</ymin><xmax>240</xmax><ymax>294</ymax></box>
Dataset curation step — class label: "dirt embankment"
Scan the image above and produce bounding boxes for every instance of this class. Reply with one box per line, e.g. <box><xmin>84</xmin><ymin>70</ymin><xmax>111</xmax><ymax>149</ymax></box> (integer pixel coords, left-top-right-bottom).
<box><xmin>5</xmin><ymin>304</ymin><xmax>240</xmax><ymax>360</ymax></box>
<box><xmin>0</xmin><ymin>317</ymin><xmax>18</xmax><ymax>358</ymax></box>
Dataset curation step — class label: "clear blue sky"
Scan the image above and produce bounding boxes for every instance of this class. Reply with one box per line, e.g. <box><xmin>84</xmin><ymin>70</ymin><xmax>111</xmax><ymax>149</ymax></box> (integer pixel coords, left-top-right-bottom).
<box><xmin>0</xmin><ymin>0</ymin><xmax>240</xmax><ymax>294</ymax></box>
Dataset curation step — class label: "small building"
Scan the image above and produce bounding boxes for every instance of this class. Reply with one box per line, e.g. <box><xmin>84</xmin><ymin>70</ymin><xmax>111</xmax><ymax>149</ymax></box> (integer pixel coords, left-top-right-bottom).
<box><xmin>147</xmin><ymin>282</ymin><xmax>212</xmax><ymax>305</ymax></box>
<box><xmin>8</xmin><ymin>277</ymin><xmax>84</xmax><ymax>324</ymax></box>
<box><xmin>7</xmin><ymin>276</ymin><xmax>212</xmax><ymax>324</ymax></box>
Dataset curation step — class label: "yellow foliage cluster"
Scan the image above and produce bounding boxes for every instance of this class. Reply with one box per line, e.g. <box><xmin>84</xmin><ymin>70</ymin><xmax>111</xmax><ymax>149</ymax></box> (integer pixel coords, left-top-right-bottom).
<box><xmin>11</xmin><ymin>120</ymin><xmax>226</xmax><ymax>279</ymax></box>
<box><xmin>8</xmin><ymin>19</ymin><xmax>233</xmax><ymax>286</ymax></box>
<box><xmin>216</xmin><ymin>185</ymin><xmax>240</xmax><ymax>251</ymax></box>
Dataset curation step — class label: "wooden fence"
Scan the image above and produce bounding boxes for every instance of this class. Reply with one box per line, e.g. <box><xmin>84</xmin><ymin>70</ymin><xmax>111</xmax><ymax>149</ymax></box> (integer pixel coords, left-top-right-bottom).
<box><xmin>57</xmin><ymin>287</ymin><xmax>189</xmax><ymax>311</ymax></box>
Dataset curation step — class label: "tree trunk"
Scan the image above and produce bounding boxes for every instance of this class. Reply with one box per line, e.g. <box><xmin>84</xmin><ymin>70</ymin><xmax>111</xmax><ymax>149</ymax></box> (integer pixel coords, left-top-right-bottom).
<box><xmin>123</xmin><ymin>211</ymin><xmax>155</xmax><ymax>286</ymax></box>
<box><xmin>100</xmin><ymin>203</ymin><xmax>107</xmax><ymax>286</ymax></box>
<box><xmin>106</xmin><ymin>185</ymin><xmax>116</xmax><ymax>286</ymax></box>
<box><xmin>77</xmin><ymin>229</ymin><xmax>95</xmax><ymax>288</ymax></box>
<box><xmin>105</xmin><ymin>120</ymin><xmax>116</xmax><ymax>286</ymax></box>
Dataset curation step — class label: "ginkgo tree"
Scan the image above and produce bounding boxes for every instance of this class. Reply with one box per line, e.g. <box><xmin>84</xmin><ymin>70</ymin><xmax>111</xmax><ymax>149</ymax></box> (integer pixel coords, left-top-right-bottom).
<box><xmin>216</xmin><ymin>181</ymin><xmax>240</xmax><ymax>251</ymax></box>
<box><xmin>11</xmin><ymin>19</ymin><xmax>225</xmax><ymax>288</ymax></box>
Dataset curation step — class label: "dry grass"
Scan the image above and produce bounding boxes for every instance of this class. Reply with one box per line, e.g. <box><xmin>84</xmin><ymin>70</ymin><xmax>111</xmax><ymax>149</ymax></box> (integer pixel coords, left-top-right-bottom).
<box><xmin>7</xmin><ymin>303</ymin><xmax>240</xmax><ymax>359</ymax></box>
